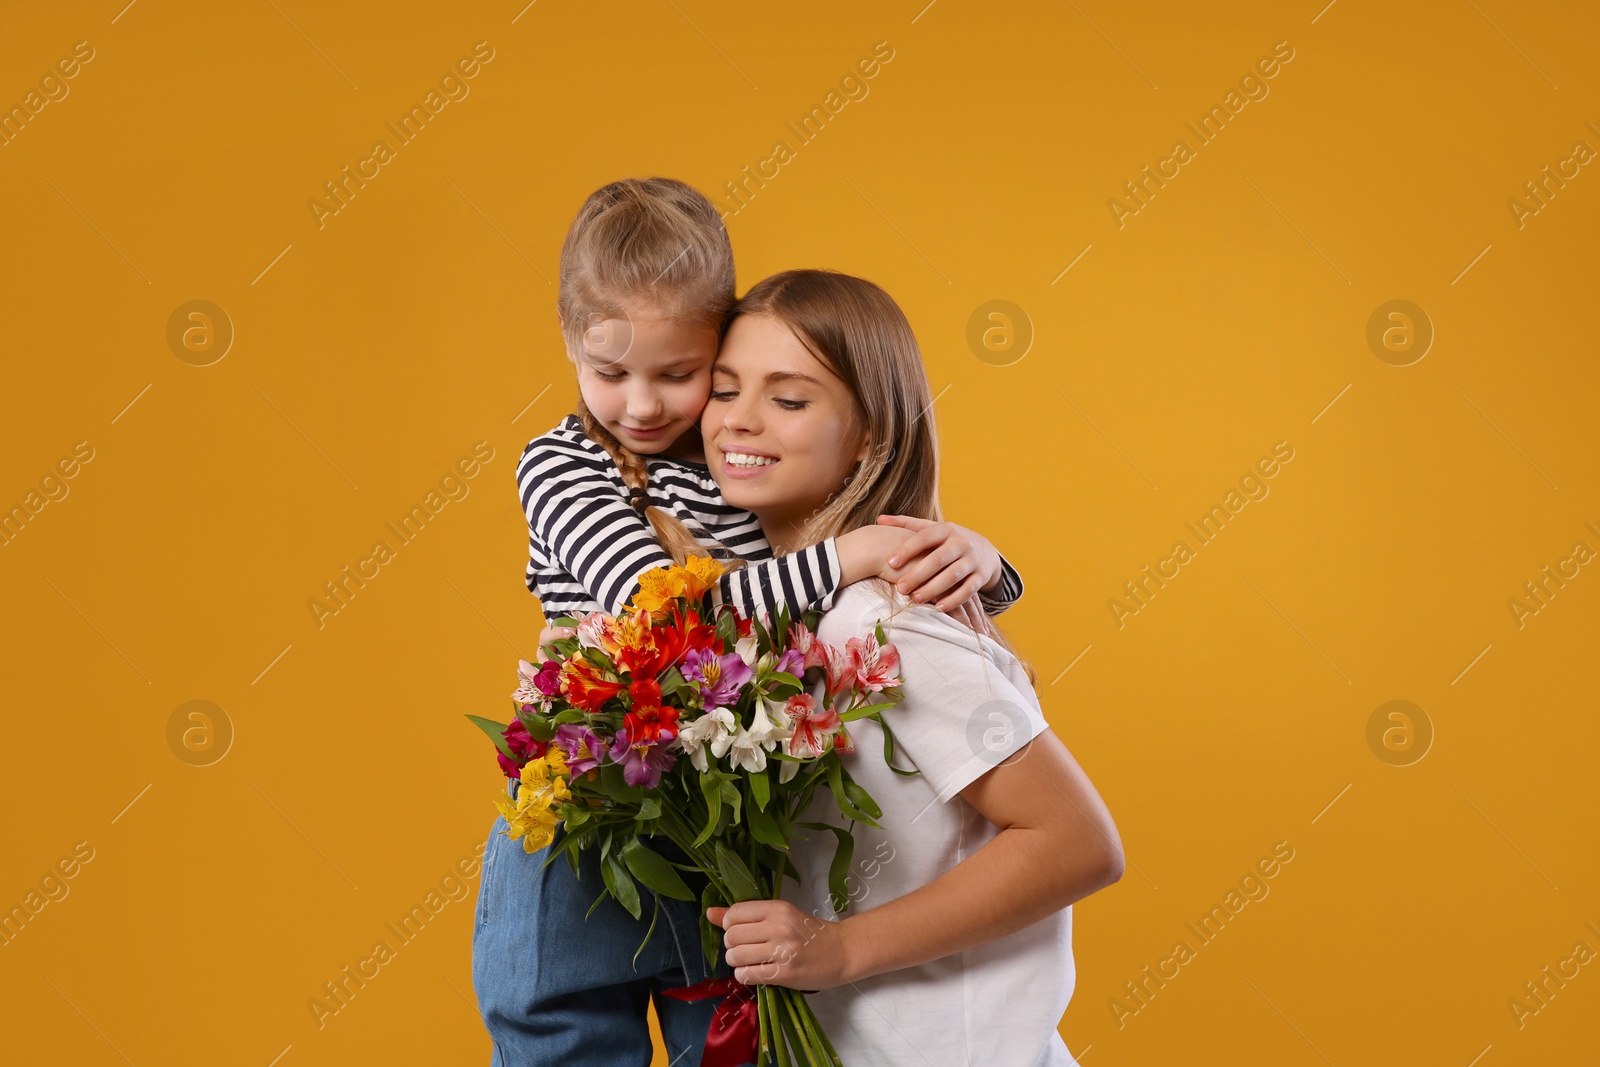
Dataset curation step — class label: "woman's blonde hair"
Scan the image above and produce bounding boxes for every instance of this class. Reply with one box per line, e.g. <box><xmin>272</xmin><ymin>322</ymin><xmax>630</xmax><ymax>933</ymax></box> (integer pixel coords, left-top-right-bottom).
<box><xmin>557</xmin><ymin>177</ymin><xmax>735</xmax><ymax>565</ymax></box>
<box><xmin>726</xmin><ymin>269</ymin><xmax>1037</xmax><ymax>684</ymax></box>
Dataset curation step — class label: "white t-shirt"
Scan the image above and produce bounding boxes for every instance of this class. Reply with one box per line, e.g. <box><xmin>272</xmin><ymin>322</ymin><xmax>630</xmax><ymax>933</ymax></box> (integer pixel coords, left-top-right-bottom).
<box><xmin>778</xmin><ymin>580</ymin><xmax>1080</xmax><ymax>1067</ymax></box>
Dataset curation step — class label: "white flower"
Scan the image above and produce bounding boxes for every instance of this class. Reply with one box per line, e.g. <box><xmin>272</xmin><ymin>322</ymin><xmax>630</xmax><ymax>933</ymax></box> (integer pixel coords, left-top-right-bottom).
<box><xmin>676</xmin><ymin>706</ymin><xmax>736</xmax><ymax>772</ymax></box>
<box><xmin>751</xmin><ymin>698</ymin><xmax>790</xmax><ymax>750</ymax></box>
<box><xmin>728</xmin><ymin>724</ymin><xmax>769</xmax><ymax>773</ymax></box>
<box><xmin>776</xmin><ymin>736</ymin><xmax>800</xmax><ymax>784</ymax></box>
<box><xmin>735</xmin><ymin>632</ymin><xmax>759</xmax><ymax>668</ymax></box>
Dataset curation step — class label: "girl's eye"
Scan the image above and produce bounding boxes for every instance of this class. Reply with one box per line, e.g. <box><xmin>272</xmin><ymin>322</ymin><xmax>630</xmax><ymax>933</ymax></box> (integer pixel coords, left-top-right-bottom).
<box><xmin>593</xmin><ymin>370</ymin><xmax>625</xmax><ymax>382</ymax></box>
<box><xmin>663</xmin><ymin>373</ymin><xmax>694</xmax><ymax>383</ymax></box>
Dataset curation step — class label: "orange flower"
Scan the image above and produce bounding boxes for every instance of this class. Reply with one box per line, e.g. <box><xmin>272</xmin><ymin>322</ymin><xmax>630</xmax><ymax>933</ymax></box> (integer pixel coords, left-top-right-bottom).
<box><xmin>631</xmin><ymin>567</ymin><xmax>687</xmax><ymax>613</ymax></box>
<box><xmin>560</xmin><ymin>658</ymin><xmax>625</xmax><ymax>712</ymax></box>
<box><xmin>681</xmin><ymin>555</ymin><xmax>724</xmax><ymax>601</ymax></box>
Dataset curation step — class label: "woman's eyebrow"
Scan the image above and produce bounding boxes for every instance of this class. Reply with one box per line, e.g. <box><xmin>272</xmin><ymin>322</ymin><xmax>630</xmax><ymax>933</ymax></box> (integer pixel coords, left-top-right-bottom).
<box><xmin>764</xmin><ymin>369</ymin><xmax>819</xmax><ymax>385</ymax></box>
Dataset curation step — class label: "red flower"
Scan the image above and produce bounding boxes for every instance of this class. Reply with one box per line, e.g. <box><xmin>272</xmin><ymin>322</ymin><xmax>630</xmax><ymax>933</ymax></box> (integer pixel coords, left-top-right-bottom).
<box><xmin>534</xmin><ymin>660</ymin><xmax>563</xmax><ymax>697</ymax></box>
<box><xmin>629</xmin><ymin>677</ymin><xmax>663</xmax><ymax>711</ymax></box>
<box><xmin>624</xmin><ymin>703</ymin><xmax>681</xmax><ymax>747</ymax></box>
<box><xmin>561</xmin><ymin>658</ymin><xmax>626</xmax><ymax>712</ymax></box>
<box><xmin>498</xmin><ymin>718</ymin><xmax>548</xmax><ymax>779</ymax></box>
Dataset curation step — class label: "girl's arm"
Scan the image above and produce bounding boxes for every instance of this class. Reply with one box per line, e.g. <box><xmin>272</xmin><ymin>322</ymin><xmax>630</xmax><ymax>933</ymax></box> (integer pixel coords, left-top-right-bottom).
<box><xmin>708</xmin><ymin>605</ymin><xmax>1122</xmax><ymax>991</ymax></box>
<box><xmin>520</xmin><ymin>437</ymin><xmax>902</xmax><ymax>622</ymax></box>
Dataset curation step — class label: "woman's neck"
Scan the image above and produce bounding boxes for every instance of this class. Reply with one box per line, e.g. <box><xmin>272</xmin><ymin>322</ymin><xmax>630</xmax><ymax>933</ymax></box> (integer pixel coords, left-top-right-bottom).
<box><xmin>755</xmin><ymin>509</ymin><xmax>806</xmax><ymax>557</ymax></box>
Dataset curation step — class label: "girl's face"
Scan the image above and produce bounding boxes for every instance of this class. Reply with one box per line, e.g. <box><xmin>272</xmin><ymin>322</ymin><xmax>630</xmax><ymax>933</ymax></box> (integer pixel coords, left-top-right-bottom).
<box><xmin>702</xmin><ymin>313</ymin><xmax>868</xmax><ymax>553</ymax></box>
<box><xmin>569</xmin><ymin>312</ymin><xmax>719</xmax><ymax>455</ymax></box>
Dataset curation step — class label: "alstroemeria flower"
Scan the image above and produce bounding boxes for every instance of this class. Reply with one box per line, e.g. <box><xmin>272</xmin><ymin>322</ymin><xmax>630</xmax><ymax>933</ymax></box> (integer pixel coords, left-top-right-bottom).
<box><xmin>553</xmin><ymin>722</ymin><xmax>604</xmax><ymax>776</ymax></box>
<box><xmin>788</xmin><ymin>620</ymin><xmax>828</xmax><ymax>672</ymax></box>
<box><xmin>608</xmin><ymin>727</ymin><xmax>678</xmax><ymax>788</ymax></box>
<box><xmin>512</xmin><ymin>659</ymin><xmax>544</xmax><ymax>705</ymax></box>
<box><xmin>497</xmin><ymin>717</ymin><xmax>548</xmax><ymax>780</ymax></box>
<box><xmin>576</xmin><ymin>611</ymin><xmax>609</xmax><ymax>651</ymax></box>
<box><xmin>773</xmin><ymin>647</ymin><xmax>805</xmax><ymax>679</ymax></box>
<box><xmin>561</xmin><ymin>658</ymin><xmax>626</xmax><ymax>712</ymax></box>
<box><xmin>494</xmin><ymin>748</ymin><xmax>571</xmax><ymax>853</ymax></box>
<box><xmin>846</xmin><ymin>632</ymin><xmax>900</xmax><ymax>692</ymax></box>
<box><xmin>533</xmin><ymin>659</ymin><xmax>563</xmax><ymax>697</ymax></box>
<box><xmin>674</xmin><ymin>706</ymin><xmax>736</xmax><ymax>773</ymax></box>
<box><xmin>683</xmin><ymin>647</ymin><xmax>752</xmax><ymax>709</ymax></box>
<box><xmin>624</xmin><ymin>702</ymin><xmax>679</xmax><ymax>748</ymax></box>
<box><xmin>727</xmin><ymin>723</ymin><xmax>770</xmax><ymax>773</ymax></box>
<box><xmin>782</xmin><ymin>692</ymin><xmax>842</xmax><ymax>760</ymax></box>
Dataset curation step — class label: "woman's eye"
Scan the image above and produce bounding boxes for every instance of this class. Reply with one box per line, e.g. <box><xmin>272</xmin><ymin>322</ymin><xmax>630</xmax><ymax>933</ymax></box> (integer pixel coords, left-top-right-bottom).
<box><xmin>708</xmin><ymin>390</ymin><xmax>736</xmax><ymax>402</ymax></box>
<box><xmin>775</xmin><ymin>398</ymin><xmax>808</xmax><ymax>411</ymax></box>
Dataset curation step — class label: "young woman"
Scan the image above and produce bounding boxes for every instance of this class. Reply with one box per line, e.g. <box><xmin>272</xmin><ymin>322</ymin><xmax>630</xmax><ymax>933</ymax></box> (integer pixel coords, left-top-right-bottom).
<box><xmin>701</xmin><ymin>270</ymin><xmax>1125</xmax><ymax>1065</ymax></box>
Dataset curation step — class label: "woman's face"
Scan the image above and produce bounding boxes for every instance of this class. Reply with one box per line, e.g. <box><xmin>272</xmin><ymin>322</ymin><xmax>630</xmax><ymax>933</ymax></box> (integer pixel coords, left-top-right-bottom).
<box><xmin>702</xmin><ymin>312</ymin><xmax>868</xmax><ymax>552</ymax></box>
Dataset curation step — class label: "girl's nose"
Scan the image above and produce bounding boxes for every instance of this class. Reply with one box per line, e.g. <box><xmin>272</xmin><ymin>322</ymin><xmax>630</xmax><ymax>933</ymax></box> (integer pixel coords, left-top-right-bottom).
<box><xmin>626</xmin><ymin>384</ymin><xmax>664</xmax><ymax>421</ymax></box>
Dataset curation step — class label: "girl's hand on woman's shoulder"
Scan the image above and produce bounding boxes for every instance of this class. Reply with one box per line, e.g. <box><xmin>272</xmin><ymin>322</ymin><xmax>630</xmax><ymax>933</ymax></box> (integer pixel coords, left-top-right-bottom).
<box><xmin>707</xmin><ymin>901</ymin><xmax>855</xmax><ymax>992</ymax></box>
<box><xmin>875</xmin><ymin>514</ymin><xmax>1002</xmax><ymax>612</ymax></box>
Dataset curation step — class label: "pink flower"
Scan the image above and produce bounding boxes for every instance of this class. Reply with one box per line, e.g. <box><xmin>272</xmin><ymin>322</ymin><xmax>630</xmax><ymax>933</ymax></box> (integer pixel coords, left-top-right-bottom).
<box><xmin>782</xmin><ymin>692</ymin><xmax>842</xmax><ymax>760</ymax></box>
<box><xmin>788</xmin><ymin>620</ymin><xmax>828</xmax><ymax>672</ymax></box>
<box><xmin>845</xmin><ymin>633</ymin><xmax>900</xmax><ymax>692</ymax></box>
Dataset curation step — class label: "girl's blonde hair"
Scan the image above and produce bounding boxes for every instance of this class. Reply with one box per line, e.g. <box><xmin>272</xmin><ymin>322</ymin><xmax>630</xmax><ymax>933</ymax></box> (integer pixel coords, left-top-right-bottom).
<box><xmin>726</xmin><ymin>269</ymin><xmax>1037</xmax><ymax>685</ymax></box>
<box><xmin>557</xmin><ymin>177</ymin><xmax>736</xmax><ymax>566</ymax></box>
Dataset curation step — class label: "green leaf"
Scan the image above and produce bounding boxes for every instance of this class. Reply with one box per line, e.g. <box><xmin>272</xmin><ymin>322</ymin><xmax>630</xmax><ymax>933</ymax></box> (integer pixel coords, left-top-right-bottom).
<box><xmin>824</xmin><ymin>760</ymin><xmax>879</xmax><ymax>827</ymax></box>
<box><xmin>841</xmin><ymin>773</ymin><xmax>881</xmax><ymax>820</ymax></box>
<box><xmin>637</xmin><ymin>796</ymin><xmax>662</xmax><ymax>822</ymax></box>
<box><xmin>747</xmin><ymin>802</ymin><xmax>788</xmax><ymax>851</ymax></box>
<box><xmin>603</xmin><ymin>854</ymin><xmax>642</xmax><ymax>919</ymax></box>
<box><xmin>632</xmin><ymin>892</ymin><xmax>661</xmax><ymax>969</ymax></box>
<box><xmin>699</xmin><ymin>882</ymin><xmax>723</xmax><ymax>969</ymax></box>
<box><xmin>827</xmin><ymin>828</ymin><xmax>855</xmax><ymax>913</ymax></box>
<box><xmin>721</xmin><ymin>779</ymin><xmax>742</xmax><ymax>827</ymax></box>
<box><xmin>749</xmin><ymin>767</ymin><xmax>771</xmax><ymax>812</ymax></box>
<box><xmin>621</xmin><ymin>839</ymin><xmax>696</xmax><ymax>901</ymax></box>
<box><xmin>839</xmin><ymin>700</ymin><xmax>895</xmax><ymax>723</ymax></box>
<box><xmin>881</xmin><ymin>714</ymin><xmax>921</xmax><ymax>777</ymax></box>
<box><xmin>714</xmin><ymin>842</ymin><xmax>762</xmax><ymax>902</ymax></box>
<box><xmin>694</xmin><ymin>771</ymin><xmax>725</xmax><ymax>847</ymax></box>
<box><xmin>465</xmin><ymin>715</ymin><xmax>515</xmax><ymax>760</ymax></box>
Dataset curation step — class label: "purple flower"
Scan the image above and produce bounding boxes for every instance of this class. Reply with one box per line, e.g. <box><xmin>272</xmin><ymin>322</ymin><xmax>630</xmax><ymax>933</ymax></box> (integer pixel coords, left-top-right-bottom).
<box><xmin>682</xmin><ymin>647</ymin><xmax>753</xmax><ymax>709</ymax></box>
<box><xmin>553</xmin><ymin>722</ymin><xmax>604</xmax><ymax>776</ymax></box>
<box><xmin>774</xmin><ymin>648</ymin><xmax>805</xmax><ymax>678</ymax></box>
<box><xmin>607</xmin><ymin>727</ymin><xmax>678</xmax><ymax>788</ymax></box>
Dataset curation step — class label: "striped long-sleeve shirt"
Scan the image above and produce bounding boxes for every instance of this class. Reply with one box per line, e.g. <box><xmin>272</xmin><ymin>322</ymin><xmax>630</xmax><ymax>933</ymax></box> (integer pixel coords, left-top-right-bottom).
<box><xmin>518</xmin><ymin>414</ymin><xmax>1024</xmax><ymax>623</ymax></box>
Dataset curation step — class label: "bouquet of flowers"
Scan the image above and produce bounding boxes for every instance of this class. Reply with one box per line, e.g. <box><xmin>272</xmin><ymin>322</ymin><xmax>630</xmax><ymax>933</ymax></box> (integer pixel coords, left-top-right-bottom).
<box><xmin>468</xmin><ymin>555</ymin><xmax>907</xmax><ymax>1067</ymax></box>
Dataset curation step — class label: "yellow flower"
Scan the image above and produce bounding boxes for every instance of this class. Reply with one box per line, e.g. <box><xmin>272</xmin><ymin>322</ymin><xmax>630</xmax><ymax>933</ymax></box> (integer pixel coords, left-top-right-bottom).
<box><xmin>682</xmin><ymin>555</ymin><xmax>724</xmax><ymax>600</ymax></box>
<box><xmin>631</xmin><ymin>566</ymin><xmax>687</xmax><ymax>613</ymax></box>
<box><xmin>495</xmin><ymin>748</ymin><xmax>572</xmax><ymax>854</ymax></box>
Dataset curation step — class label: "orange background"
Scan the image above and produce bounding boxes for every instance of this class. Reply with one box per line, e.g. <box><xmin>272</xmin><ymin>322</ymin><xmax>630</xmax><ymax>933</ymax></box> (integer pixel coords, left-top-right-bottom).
<box><xmin>2</xmin><ymin>1</ymin><xmax>1597</xmax><ymax>1064</ymax></box>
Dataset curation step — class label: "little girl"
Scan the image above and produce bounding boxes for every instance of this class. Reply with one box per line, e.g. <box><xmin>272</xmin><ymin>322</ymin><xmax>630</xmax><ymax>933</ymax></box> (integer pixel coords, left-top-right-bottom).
<box><xmin>472</xmin><ymin>177</ymin><xmax>1029</xmax><ymax>1067</ymax></box>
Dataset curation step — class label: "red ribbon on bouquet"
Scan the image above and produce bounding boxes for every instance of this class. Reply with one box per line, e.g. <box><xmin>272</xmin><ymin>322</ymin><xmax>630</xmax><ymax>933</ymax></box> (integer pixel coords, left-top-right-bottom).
<box><xmin>659</xmin><ymin>976</ymin><xmax>759</xmax><ymax>1067</ymax></box>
